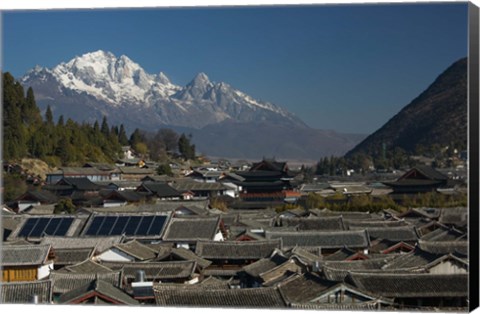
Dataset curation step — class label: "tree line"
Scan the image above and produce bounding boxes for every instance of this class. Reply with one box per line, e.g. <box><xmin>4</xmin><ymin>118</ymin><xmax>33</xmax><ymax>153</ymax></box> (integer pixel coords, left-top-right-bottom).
<box><xmin>2</xmin><ymin>72</ymin><xmax>196</xmax><ymax>166</ymax></box>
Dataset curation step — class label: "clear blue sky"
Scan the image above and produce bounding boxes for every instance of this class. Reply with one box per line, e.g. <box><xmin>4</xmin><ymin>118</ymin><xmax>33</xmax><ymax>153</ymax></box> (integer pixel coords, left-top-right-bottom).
<box><xmin>2</xmin><ymin>3</ymin><xmax>468</xmax><ymax>134</ymax></box>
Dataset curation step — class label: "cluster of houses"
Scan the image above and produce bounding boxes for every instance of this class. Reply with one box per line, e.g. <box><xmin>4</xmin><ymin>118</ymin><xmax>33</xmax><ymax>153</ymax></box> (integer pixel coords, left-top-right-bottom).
<box><xmin>0</xmin><ymin>159</ymin><xmax>470</xmax><ymax>310</ymax></box>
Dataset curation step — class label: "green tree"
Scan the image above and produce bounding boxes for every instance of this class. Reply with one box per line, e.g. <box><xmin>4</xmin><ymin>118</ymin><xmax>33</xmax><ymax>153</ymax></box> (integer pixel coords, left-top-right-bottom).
<box><xmin>54</xmin><ymin>198</ymin><xmax>76</xmax><ymax>214</ymax></box>
<box><xmin>178</xmin><ymin>133</ymin><xmax>196</xmax><ymax>160</ymax></box>
<box><xmin>156</xmin><ymin>163</ymin><xmax>173</xmax><ymax>176</ymax></box>
<box><xmin>45</xmin><ymin>105</ymin><xmax>54</xmax><ymax>126</ymax></box>
<box><xmin>100</xmin><ymin>116</ymin><xmax>110</xmax><ymax>137</ymax></box>
<box><xmin>3</xmin><ymin>72</ymin><xmax>28</xmax><ymax>160</ymax></box>
<box><xmin>118</xmin><ymin>124</ymin><xmax>129</xmax><ymax>146</ymax></box>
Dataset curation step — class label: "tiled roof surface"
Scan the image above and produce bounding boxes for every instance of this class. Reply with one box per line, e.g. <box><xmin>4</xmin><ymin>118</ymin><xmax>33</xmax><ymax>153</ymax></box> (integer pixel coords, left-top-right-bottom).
<box><xmin>242</xmin><ymin>254</ymin><xmax>289</xmax><ymax>277</ymax></box>
<box><xmin>265</xmin><ymin>230</ymin><xmax>370</xmax><ymax>249</ymax></box>
<box><xmin>41</xmin><ymin>235</ymin><xmax>123</xmax><ymax>253</ymax></box>
<box><xmin>347</xmin><ymin>272</ymin><xmax>468</xmax><ymax>298</ymax></box>
<box><xmin>171</xmin><ymin>181</ymin><xmax>227</xmax><ymax>192</ymax></box>
<box><xmin>417</xmin><ymin>239</ymin><xmax>468</xmax><ymax>256</ymax></box>
<box><xmin>354</xmin><ymin>226</ymin><xmax>419</xmax><ymax>242</ymax></box>
<box><xmin>65</xmin><ymin>259</ymin><xmax>114</xmax><ymax>273</ymax></box>
<box><xmin>382</xmin><ymin>249</ymin><xmax>444</xmax><ymax>270</ymax></box>
<box><xmin>1</xmin><ymin>244</ymin><xmax>51</xmax><ymax>266</ymax></box>
<box><xmin>195</xmin><ymin>239</ymin><xmax>282</xmax><ymax>259</ymax></box>
<box><xmin>100</xmin><ymin>260</ymin><xmax>196</xmax><ymax>280</ymax></box>
<box><xmin>114</xmin><ymin>240</ymin><xmax>157</xmax><ymax>261</ymax></box>
<box><xmin>58</xmin><ymin>279</ymin><xmax>139</xmax><ymax>305</ymax></box>
<box><xmin>277</xmin><ymin>273</ymin><xmax>338</xmax><ymax>304</ymax></box>
<box><xmin>322</xmin><ymin>256</ymin><xmax>397</xmax><ymax>281</ymax></box>
<box><xmin>0</xmin><ymin>280</ymin><xmax>53</xmax><ymax>304</ymax></box>
<box><xmin>170</xmin><ymin>247</ymin><xmax>212</xmax><ymax>268</ymax></box>
<box><xmin>323</xmin><ymin>247</ymin><xmax>359</xmax><ymax>261</ymax></box>
<box><xmin>345</xmin><ymin>219</ymin><xmax>408</xmax><ymax>229</ymax></box>
<box><xmin>54</xmin><ymin>247</ymin><xmax>94</xmax><ymax>265</ymax></box>
<box><xmin>280</xmin><ymin>216</ymin><xmax>345</xmax><ymax>231</ymax></box>
<box><xmin>139</xmin><ymin>182</ymin><xmax>182</xmax><ymax>198</ymax></box>
<box><xmin>163</xmin><ymin>217</ymin><xmax>220</xmax><ymax>241</ymax></box>
<box><xmin>50</xmin><ymin>270</ymin><xmax>123</xmax><ymax>294</ymax></box>
<box><xmin>153</xmin><ymin>285</ymin><xmax>286</xmax><ymax>308</ymax></box>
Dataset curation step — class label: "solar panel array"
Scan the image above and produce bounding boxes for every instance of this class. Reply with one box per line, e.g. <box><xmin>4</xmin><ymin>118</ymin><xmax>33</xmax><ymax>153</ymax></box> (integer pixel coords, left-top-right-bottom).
<box><xmin>84</xmin><ymin>215</ymin><xmax>167</xmax><ymax>236</ymax></box>
<box><xmin>18</xmin><ymin>217</ymin><xmax>74</xmax><ymax>237</ymax></box>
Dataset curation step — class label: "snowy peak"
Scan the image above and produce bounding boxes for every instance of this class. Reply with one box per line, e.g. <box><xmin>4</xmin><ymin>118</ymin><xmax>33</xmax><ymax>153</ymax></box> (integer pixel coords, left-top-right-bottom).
<box><xmin>21</xmin><ymin>50</ymin><xmax>307</xmax><ymax>128</ymax></box>
<box><xmin>33</xmin><ymin>50</ymin><xmax>180</xmax><ymax>105</ymax></box>
<box><xmin>190</xmin><ymin>72</ymin><xmax>211</xmax><ymax>86</ymax></box>
<box><xmin>157</xmin><ymin>72</ymin><xmax>171</xmax><ymax>85</ymax></box>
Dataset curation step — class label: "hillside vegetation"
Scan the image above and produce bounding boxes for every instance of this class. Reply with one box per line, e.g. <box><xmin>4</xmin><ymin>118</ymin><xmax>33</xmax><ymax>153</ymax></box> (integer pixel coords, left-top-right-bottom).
<box><xmin>346</xmin><ymin>57</ymin><xmax>467</xmax><ymax>162</ymax></box>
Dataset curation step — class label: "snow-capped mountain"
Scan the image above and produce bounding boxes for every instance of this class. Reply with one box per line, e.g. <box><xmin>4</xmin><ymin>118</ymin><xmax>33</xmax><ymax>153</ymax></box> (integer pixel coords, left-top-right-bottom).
<box><xmin>20</xmin><ymin>50</ymin><xmax>364</xmax><ymax>159</ymax></box>
<box><xmin>21</xmin><ymin>50</ymin><xmax>305</xmax><ymax>129</ymax></box>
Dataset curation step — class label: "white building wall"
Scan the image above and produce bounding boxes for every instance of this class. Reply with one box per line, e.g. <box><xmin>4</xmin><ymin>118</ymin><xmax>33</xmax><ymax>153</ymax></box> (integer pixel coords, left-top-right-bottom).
<box><xmin>214</xmin><ymin>231</ymin><xmax>224</xmax><ymax>241</ymax></box>
<box><xmin>429</xmin><ymin>260</ymin><xmax>468</xmax><ymax>274</ymax></box>
<box><xmin>37</xmin><ymin>262</ymin><xmax>54</xmax><ymax>280</ymax></box>
<box><xmin>97</xmin><ymin>248</ymin><xmax>136</xmax><ymax>262</ymax></box>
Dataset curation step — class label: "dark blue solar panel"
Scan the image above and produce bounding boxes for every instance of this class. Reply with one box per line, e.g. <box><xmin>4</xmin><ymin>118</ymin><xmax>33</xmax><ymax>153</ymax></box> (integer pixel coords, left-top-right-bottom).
<box><xmin>18</xmin><ymin>218</ymin><xmax>40</xmax><ymax>237</ymax></box>
<box><xmin>135</xmin><ymin>216</ymin><xmax>154</xmax><ymax>236</ymax></box>
<box><xmin>85</xmin><ymin>216</ymin><xmax>106</xmax><ymax>236</ymax></box>
<box><xmin>110</xmin><ymin>216</ymin><xmax>130</xmax><ymax>235</ymax></box>
<box><xmin>55</xmin><ymin>218</ymin><xmax>74</xmax><ymax>236</ymax></box>
<box><xmin>29</xmin><ymin>218</ymin><xmax>51</xmax><ymax>237</ymax></box>
<box><xmin>97</xmin><ymin>216</ymin><xmax>118</xmax><ymax>236</ymax></box>
<box><xmin>44</xmin><ymin>218</ymin><xmax>61</xmax><ymax>235</ymax></box>
<box><xmin>123</xmin><ymin>216</ymin><xmax>141</xmax><ymax>235</ymax></box>
<box><xmin>147</xmin><ymin>216</ymin><xmax>167</xmax><ymax>235</ymax></box>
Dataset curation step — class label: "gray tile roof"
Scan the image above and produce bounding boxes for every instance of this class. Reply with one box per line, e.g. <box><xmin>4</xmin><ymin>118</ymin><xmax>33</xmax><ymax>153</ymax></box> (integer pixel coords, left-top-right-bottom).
<box><xmin>310</xmin><ymin>209</ymin><xmax>379</xmax><ymax>220</ymax></box>
<box><xmin>0</xmin><ymin>280</ymin><xmax>53</xmax><ymax>304</ymax></box>
<box><xmin>113</xmin><ymin>240</ymin><xmax>157</xmax><ymax>261</ymax></box>
<box><xmin>54</xmin><ymin>248</ymin><xmax>95</xmax><ymax>265</ymax></box>
<box><xmin>138</xmin><ymin>182</ymin><xmax>182</xmax><ymax>198</ymax></box>
<box><xmin>202</xmin><ymin>268</ymin><xmax>241</xmax><ymax>277</ymax></box>
<box><xmin>242</xmin><ymin>254</ymin><xmax>289</xmax><ymax>277</ymax></box>
<box><xmin>153</xmin><ymin>285</ymin><xmax>287</xmax><ymax>308</ymax></box>
<box><xmin>258</xmin><ymin>257</ymin><xmax>307</xmax><ymax>286</ymax></box>
<box><xmin>100</xmin><ymin>260</ymin><xmax>196</xmax><ymax>281</ymax></box>
<box><xmin>352</xmin><ymin>226</ymin><xmax>419</xmax><ymax>242</ymax></box>
<box><xmin>162</xmin><ymin>217</ymin><xmax>221</xmax><ymax>242</ymax></box>
<box><xmin>322</xmin><ymin>256</ymin><xmax>398</xmax><ymax>281</ymax></box>
<box><xmin>195</xmin><ymin>239</ymin><xmax>282</xmax><ymax>260</ymax></box>
<box><xmin>277</xmin><ymin>273</ymin><xmax>340</xmax><ymax>304</ymax></box>
<box><xmin>279</xmin><ymin>216</ymin><xmax>346</xmax><ymax>231</ymax></box>
<box><xmin>1</xmin><ymin>244</ymin><xmax>51</xmax><ymax>266</ymax></box>
<box><xmin>171</xmin><ymin>181</ymin><xmax>227</xmax><ymax>192</ymax></box>
<box><xmin>198</xmin><ymin>276</ymin><xmax>234</xmax><ymax>288</ymax></box>
<box><xmin>438</xmin><ymin>207</ymin><xmax>468</xmax><ymax>226</ymax></box>
<box><xmin>382</xmin><ymin>249</ymin><xmax>445</xmax><ymax>271</ymax></box>
<box><xmin>344</xmin><ymin>219</ymin><xmax>408</xmax><ymax>229</ymax></box>
<box><xmin>58</xmin><ymin>279</ymin><xmax>139</xmax><ymax>305</ymax></box>
<box><xmin>323</xmin><ymin>247</ymin><xmax>359</xmax><ymax>261</ymax></box>
<box><xmin>420</xmin><ymin>228</ymin><xmax>465</xmax><ymax>242</ymax></box>
<box><xmin>40</xmin><ymin>235</ymin><xmax>124</xmax><ymax>253</ymax></box>
<box><xmin>347</xmin><ymin>272</ymin><xmax>468</xmax><ymax>298</ymax></box>
<box><xmin>417</xmin><ymin>239</ymin><xmax>468</xmax><ymax>256</ymax></box>
<box><xmin>170</xmin><ymin>247</ymin><xmax>212</xmax><ymax>268</ymax></box>
<box><xmin>265</xmin><ymin>230</ymin><xmax>370</xmax><ymax>250</ymax></box>
<box><xmin>49</xmin><ymin>270</ymin><xmax>123</xmax><ymax>294</ymax></box>
<box><xmin>65</xmin><ymin>259</ymin><xmax>114</xmax><ymax>273</ymax></box>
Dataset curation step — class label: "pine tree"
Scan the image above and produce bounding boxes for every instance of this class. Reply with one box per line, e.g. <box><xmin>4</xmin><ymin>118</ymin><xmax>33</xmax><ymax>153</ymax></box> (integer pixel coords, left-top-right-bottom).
<box><xmin>45</xmin><ymin>105</ymin><xmax>54</xmax><ymax>126</ymax></box>
<box><xmin>57</xmin><ymin>115</ymin><xmax>65</xmax><ymax>127</ymax></box>
<box><xmin>101</xmin><ymin>116</ymin><xmax>110</xmax><ymax>137</ymax></box>
<box><xmin>178</xmin><ymin>133</ymin><xmax>196</xmax><ymax>160</ymax></box>
<box><xmin>118</xmin><ymin>124</ymin><xmax>129</xmax><ymax>146</ymax></box>
<box><xmin>3</xmin><ymin>72</ymin><xmax>28</xmax><ymax>160</ymax></box>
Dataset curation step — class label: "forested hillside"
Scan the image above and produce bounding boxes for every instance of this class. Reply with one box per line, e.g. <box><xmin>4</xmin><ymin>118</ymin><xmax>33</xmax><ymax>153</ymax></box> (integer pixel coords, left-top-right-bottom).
<box><xmin>2</xmin><ymin>72</ymin><xmax>195</xmax><ymax>166</ymax></box>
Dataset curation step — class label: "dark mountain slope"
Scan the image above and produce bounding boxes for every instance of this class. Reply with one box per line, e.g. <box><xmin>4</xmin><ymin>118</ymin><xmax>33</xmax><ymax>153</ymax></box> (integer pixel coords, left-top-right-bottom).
<box><xmin>346</xmin><ymin>57</ymin><xmax>467</xmax><ymax>158</ymax></box>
